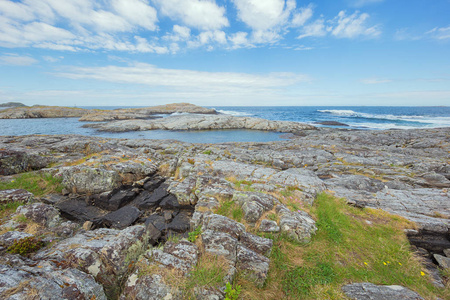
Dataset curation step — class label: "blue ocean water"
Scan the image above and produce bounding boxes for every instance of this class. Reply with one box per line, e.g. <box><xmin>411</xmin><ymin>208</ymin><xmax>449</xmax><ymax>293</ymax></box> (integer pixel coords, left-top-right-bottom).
<box><xmin>1</xmin><ymin>106</ymin><xmax>449</xmax><ymax>143</ymax></box>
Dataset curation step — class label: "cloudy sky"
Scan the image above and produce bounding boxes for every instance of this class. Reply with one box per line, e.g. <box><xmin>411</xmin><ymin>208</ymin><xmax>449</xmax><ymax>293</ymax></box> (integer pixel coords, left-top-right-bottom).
<box><xmin>0</xmin><ymin>0</ymin><xmax>449</xmax><ymax>106</ymax></box>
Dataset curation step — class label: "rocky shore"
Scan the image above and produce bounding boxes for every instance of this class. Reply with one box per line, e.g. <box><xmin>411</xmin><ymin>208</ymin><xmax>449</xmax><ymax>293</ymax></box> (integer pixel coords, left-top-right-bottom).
<box><xmin>0</xmin><ymin>122</ymin><xmax>449</xmax><ymax>298</ymax></box>
<box><xmin>0</xmin><ymin>103</ymin><xmax>216</xmax><ymax>119</ymax></box>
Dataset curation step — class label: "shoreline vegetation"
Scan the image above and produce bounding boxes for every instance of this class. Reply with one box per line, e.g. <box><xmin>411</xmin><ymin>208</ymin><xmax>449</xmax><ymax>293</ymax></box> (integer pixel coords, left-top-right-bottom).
<box><xmin>0</xmin><ymin>103</ymin><xmax>449</xmax><ymax>299</ymax></box>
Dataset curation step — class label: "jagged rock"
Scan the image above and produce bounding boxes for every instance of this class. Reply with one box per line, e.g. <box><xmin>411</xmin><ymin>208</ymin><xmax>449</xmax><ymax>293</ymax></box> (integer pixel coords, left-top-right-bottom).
<box><xmin>0</xmin><ymin>254</ymin><xmax>107</xmax><ymax>300</ymax></box>
<box><xmin>232</xmin><ymin>192</ymin><xmax>276</xmax><ymax>224</ymax></box>
<box><xmin>120</xmin><ymin>273</ymin><xmax>180</xmax><ymax>300</ymax></box>
<box><xmin>434</xmin><ymin>254</ymin><xmax>450</xmax><ymax>269</ymax></box>
<box><xmin>168</xmin><ymin>177</ymin><xmax>198</xmax><ymax>205</ymax></box>
<box><xmin>160</xmin><ymin>194</ymin><xmax>181</xmax><ymax>209</ymax></box>
<box><xmin>201</xmin><ymin>230</ymin><xmax>238</xmax><ymax>262</ymax></box>
<box><xmin>167</xmin><ymin>211</ymin><xmax>192</xmax><ymax>233</ymax></box>
<box><xmin>101</xmin><ymin>206</ymin><xmax>141</xmax><ymax>229</ymax></box>
<box><xmin>0</xmin><ymin>189</ymin><xmax>33</xmax><ymax>204</ymax></box>
<box><xmin>145</xmin><ymin>214</ymin><xmax>168</xmax><ymax>232</ymax></box>
<box><xmin>143</xmin><ymin>175</ymin><xmax>165</xmax><ymax>191</ymax></box>
<box><xmin>236</xmin><ymin>244</ymin><xmax>270</xmax><ymax>287</ymax></box>
<box><xmin>0</xmin><ymin>150</ymin><xmax>49</xmax><ymax>175</ymax></box>
<box><xmin>277</xmin><ymin>205</ymin><xmax>317</xmax><ymax>243</ymax></box>
<box><xmin>34</xmin><ymin>225</ymin><xmax>150</xmax><ymax>299</ymax></box>
<box><xmin>16</xmin><ymin>203</ymin><xmax>62</xmax><ymax>228</ymax></box>
<box><xmin>342</xmin><ymin>282</ymin><xmax>424</xmax><ymax>300</ymax></box>
<box><xmin>99</xmin><ymin>188</ymin><xmax>137</xmax><ymax>211</ymax></box>
<box><xmin>421</xmin><ymin>172</ymin><xmax>450</xmax><ymax>188</ymax></box>
<box><xmin>136</xmin><ymin>184</ymin><xmax>170</xmax><ymax>209</ymax></box>
<box><xmin>58</xmin><ymin>166</ymin><xmax>121</xmax><ymax>194</ymax></box>
<box><xmin>240</xmin><ymin>232</ymin><xmax>273</xmax><ymax>257</ymax></box>
<box><xmin>444</xmin><ymin>249</ymin><xmax>450</xmax><ymax>257</ymax></box>
<box><xmin>54</xmin><ymin>197</ymin><xmax>107</xmax><ymax>223</ymax></box>
<box><xmin>202</xmin><ymin>214</ymin><xmax>245</xmax><ymax>239</ymax></box>
<box><xmin>0</xmin><ymin>231</ymin><xmax>33</xmax><ymax>247</ymax></box>
<box><xmin>259</xmin><ymin>219</ymin><xmax>280</xmax><ymax>233</ymax></box>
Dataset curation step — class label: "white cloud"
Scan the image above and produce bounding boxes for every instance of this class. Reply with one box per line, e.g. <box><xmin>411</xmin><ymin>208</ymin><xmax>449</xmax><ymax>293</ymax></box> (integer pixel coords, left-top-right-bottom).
<box><xmin>0</xmin><ymin>53</ymin><xmax>38</xmax><ymax>65</ymax></box>
<box><xmin>350</xmin><ymin>0</ymin><xmax>384</xmax><ymax>7</ymax></box>
<box><xmin>292</xmin><ymin>4</ymin><xmax>313</xmax><ymax>27</ymax></box>
<box><xmin>229</xmin><ymin>31</ymin><xmax>251</xmax><ymax>49</ymax></box>
<box><xmin>112</xmin><ymin>0</ymin><xmax>158</xmax><ymax>31</ymax></box>
<box><xmin>42</xmin><ymin>55</ymin><xmax>63</xmax><ymax>62</ymax></box>
<box><xmin>426</xmin><ymin>26</ymin><xmax>450</xmax><ymax>40</ymax></box>
<box><xmin>152</xmin><ymin>0</ymin><xmax>228</xmax><ymax>30</ymax></box>
<box><xmin>360</xmin><ymin>78</ymin><xmax>392</xmax><ymax>84</ymax></box>
<box><xmin>232</xmin><ymin>0</ymin><xmax>295</xmax><ymax>31</ymax></box>
<box><xmin>297</xmin><ymin>10</ymin><xmax>380</xmax><ymax>39</ymax></box>
<box><xmin>54</xmin><ymin>63</ymin><xmax>311</xmax><ymax>93</ymax></box>
<box><xmin>331</xmin><ymin>11</ymin><xmax>380</xmax><ymax>38</ymax></box>
<box><xmin>297</xmin><ymin>19</ymin><xmax>326</xmax><ymax>39</ymax></box>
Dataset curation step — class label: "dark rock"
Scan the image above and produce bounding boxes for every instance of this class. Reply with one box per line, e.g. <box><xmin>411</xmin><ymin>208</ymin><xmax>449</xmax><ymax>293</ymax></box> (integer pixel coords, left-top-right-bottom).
<box><xmin>342</xmin><ymin>282</ymin><xmax>424</xmax><ymax>300</ymax></box>
<box><xmin>145</xmin><ymin>214</ymin><xmax>168</xmax><ymax>232</ymax></box>
<box><xmin>144</xmin><ymin>176</ymin><xmax>165</xmax><ymax>191</ymax></box>
<box><xmin>137</xmin><ymin>185</ymin><xmax>170</xmax><ymax>210</ymax></box>
<box><xmin>167</xmin><ymin>211</ymin><xmax>191</xmax><ymax>233</ymax></box>
<box><xmin>0</xmin><ymin>189</ymin><xmax>33</xmax><ymax>204</ymax></box>
<box><xmin>146</xmin><ymin>222</ymin><xmax>162</xmax><ymax>245</ymax></box>
<box><xmin>55</xmin><ymin>197</ymin><xmax>106</xmax><ymax>223</ymax></box>
<box><xmin>159</xmin><ymin>194</ymin><xmax>181</xmax><ymax>209</ymax></box>
<box><xmin>99</xmin><ymin>188</ymin><xmax>137</xmax><ymax>211</ymax></box>
<box><xmin>314</xmin><ymin>121</ymin><xmax>349</xmax><ymax>126</ymax></box>
<box><xmin>101</xmin><ymin>206</ymin><xmax>141</xmax><ymax>229</ymax></box>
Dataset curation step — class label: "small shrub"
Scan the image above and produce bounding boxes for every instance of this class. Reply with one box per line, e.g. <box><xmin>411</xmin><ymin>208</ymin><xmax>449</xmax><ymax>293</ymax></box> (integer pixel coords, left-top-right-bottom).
<box><xmin>7</xmin><ymin>236</ymin><xmax>46</xmax><ymax>256</ymax></box>
<box><xmin>203</xmin><ymin>150</ymin><xmax>212</xmax><ymax>155</ymax></box>
<box><xmin>188</xmin><ymin>226</ymin><xmax>202</xmax><ymax>243</ymax></box>
<box><xmin>225</xmin><ymin>282</ymin><xmax>242</xmax><ymax>300</ymax></box>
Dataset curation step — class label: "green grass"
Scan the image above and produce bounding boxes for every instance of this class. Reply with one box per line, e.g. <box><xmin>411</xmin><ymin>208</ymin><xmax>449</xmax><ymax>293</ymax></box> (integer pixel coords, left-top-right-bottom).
<box><xmin>237</xmin><ymin>193</ymin><xmax>449</xmax><ymax>300</ymax></box>
<box><xmin>0</xmin><ymin>172</ymin><xmax>64</xmax><ymax>197</ymax></box>
<box><xmin>215</xmin><ymin>200</ymin><xmax>243</xmax><ymax>223</ymax></box>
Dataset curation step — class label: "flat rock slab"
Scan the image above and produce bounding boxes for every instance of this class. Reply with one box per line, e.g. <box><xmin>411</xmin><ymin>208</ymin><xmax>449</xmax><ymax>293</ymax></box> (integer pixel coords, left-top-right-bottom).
<box><xmin>101</xmin><ymin>206</ymin><xmax>141</xmax><ymax>229</ymax></box>
<box><xmin>342</xmin><ymin>282</ymin><xmax>424</xmax><ymax>300</ymax></box>
<box><xmin>0</xmin><ymin>189</ymin><xmax>33</xmax><ymax>204</ymax></box>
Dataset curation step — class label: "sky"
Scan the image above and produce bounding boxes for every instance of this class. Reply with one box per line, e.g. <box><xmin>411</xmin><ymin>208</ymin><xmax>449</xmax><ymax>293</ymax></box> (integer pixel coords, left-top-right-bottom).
<box><xmin>0</xmin><ymin>0</ymin><xmax>449</xmax><ymax>107</ymax></box>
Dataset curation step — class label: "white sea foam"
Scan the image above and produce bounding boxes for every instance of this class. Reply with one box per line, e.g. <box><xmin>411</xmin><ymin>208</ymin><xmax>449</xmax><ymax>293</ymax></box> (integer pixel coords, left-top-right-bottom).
<box><xmin>216</xmin><ymin>109</ymin><xmax>253</xmax><ymax>116</ymax></box>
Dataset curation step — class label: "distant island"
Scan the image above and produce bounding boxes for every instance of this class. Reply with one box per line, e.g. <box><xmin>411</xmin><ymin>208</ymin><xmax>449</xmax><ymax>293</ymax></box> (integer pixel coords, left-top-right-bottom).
<box><xmin>0</xmin><ymin>102</ymin><xmax>26</xmax><ymax>108</ymax></box>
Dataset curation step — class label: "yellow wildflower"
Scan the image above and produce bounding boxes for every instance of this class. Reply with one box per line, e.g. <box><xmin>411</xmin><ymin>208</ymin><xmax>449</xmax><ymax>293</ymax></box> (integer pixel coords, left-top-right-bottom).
<box><xmin>383</xmin><ymin>262</ymin><xmax>387</xmax><ymax>266</ymax></box>
<box><xmin>420</xmin><ymin>271</ymin><xmax>425</xmax><ymax>276</ymax></box>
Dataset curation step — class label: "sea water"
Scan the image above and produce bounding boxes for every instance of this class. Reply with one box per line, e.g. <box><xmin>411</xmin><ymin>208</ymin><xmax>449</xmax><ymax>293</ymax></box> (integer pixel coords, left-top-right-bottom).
<box><xmin>1</xmin><ymin>106</ymin><xmax>449</xmax><ymax>143</ymax></box>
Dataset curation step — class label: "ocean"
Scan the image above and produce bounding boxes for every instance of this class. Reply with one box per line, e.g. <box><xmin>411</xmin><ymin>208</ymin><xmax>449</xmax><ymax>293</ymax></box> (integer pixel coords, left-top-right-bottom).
<box><xmin>1</xmin><ymin>106</ymin><xmax>449</xmax><ymax>143</ymax></box>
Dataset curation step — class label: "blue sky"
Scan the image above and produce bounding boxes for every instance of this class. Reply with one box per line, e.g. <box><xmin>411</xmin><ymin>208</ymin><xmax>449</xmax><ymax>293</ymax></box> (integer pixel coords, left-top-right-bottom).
<box><xmin>0</xmin><ymin>0</ymin><xmax>449</xmax><ymax>106</ymax></box>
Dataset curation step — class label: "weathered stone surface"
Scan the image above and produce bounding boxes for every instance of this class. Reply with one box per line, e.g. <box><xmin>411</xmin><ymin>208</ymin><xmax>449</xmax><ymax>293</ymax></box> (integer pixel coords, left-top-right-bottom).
<box><xmin>259</xmin><ymin>219</ymin><xmax>280</xmax><ymax>233</ymax></box>
<box><xmin>168</xmin><ymin>177</ymin><xmax>198</xmax><ymax>205</ymax></box>
<box><xmin>58</xmin><ymin>166</ymin><xmax>121</xmax><ymax>194</ymax></box>
<box><xmin>0</xmin><ymin>189</ymin><xmax>33</xmax><ymax>204</ymax></box>
<box><xmin>16</xmin><ymin>202</ymin><xmax>61</xmax><ymax>228</ymax></box>
<box><xmin>0</xmin><ymin>231</ymin><xmax>33</xmax><ymax>247</ymax></box>
<box><xmin>277</xmin><ymin>205</ymin><xmax>317</xmax><ymax>243</ymax></box>
<box><xmin>0</xmin><ymin>150</ymin><xmax>49</xmax><ymax>175</ymax></box>
<box><xmin>34</xmin><ymin>225</ymin><xmax>149</xmax><ymax>299</ymax></box>
<box><xmin>202</xmin><ymin>213</ymin><xmax>245</xmax><ymax>239</ymax></box>
<box><xmin>236</xmin><ymin>244</ymin><xmax>270</xmax><ymax>287</ymax></box>
<box><xmin>120</xmin><ymin>272</ymin><xmax>180</xmax><ymax>300</ymax></box>
<box><xmin>444</xmin><ymin>249</ymin><xmax>450</xmax><ymax>257</ymax></box>
<box><xmin>240</xmin><ymin>232</ymin><xmax>273</xmax><ymax>257</ymax></box>
<box><xmin>342</xmin><ymin>282</ymin><xmax>424</xmax><ymax>300</ymax></box>
<box><xmin>88</xmin><ymin>114</ymin><xmax>315</xmax><ymax>133</ymax></box>
<box><xmin>101</xmin><ymin>206</ymin><xmax>141</xmax><ymax>229</ymax></box>
<box><xmin>434</xmin><ymin>254</ymin><xmax>450</xmax><ymax>269</ymax></box>
<box><xmin>0</xmin><ymin>105</ymin><xmax>91</xmax><ymax>119</ymax></box>
<box><xmin>201</xmin><ymin>230</ymin><xmax>238</xmax><ymax>262</ymax></box>
<box><xmin>0</xmin><ymin>255</ymin><xmax>107</xmax><ymax>300</ymax></box>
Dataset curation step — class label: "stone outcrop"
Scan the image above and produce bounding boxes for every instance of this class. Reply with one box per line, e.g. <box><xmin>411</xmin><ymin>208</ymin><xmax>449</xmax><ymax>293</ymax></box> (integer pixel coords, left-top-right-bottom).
<box><xmin>83</xmin><ymin>113</ymin><xmax>316</xmax><ymax>133</ymax></box>
<box><xmin>0</xmin><ymin>125</ymin><xmax>449</xmax><ymax>299</ymax></box>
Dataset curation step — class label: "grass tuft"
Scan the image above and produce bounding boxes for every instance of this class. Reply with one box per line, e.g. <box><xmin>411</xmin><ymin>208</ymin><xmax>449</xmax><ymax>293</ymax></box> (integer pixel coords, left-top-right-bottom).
<box><xmin>0</xmin><ymin>172</ymin><xmax>64</xmax><ymax>197</ymax></box>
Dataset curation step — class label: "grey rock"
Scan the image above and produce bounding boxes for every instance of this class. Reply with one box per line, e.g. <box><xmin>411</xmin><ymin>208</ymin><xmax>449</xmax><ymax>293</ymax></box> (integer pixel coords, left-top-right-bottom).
<box><xmin>444</xmin><ymin>249</ymin><xmax>450</xmax><ymax>257</ymax></box>
<box><xmin>434</xmin><ymin>254</ymin><xmax>450</xmax><ymax>269</ymax></box>
<box><xmin>259</xmin><ymin>219</ymin><xmax>280</xmax><ymax>233</ymax></box>
<box><xmin>239</xmin><ymin>232</ymin><xmax>273</xmax><ymax>257</ymax></box>
<box><xmin>0</xmin><ymin>231</ymin><xmax>33</xmax><ymax>247</ymax></box>
<box><xmin>0</xmin><ymin>150</ymin><xmax>49</xmax><ymax>175</ymax></box>
<box><xmin>202</xmin><ymin>214</ymin><xmax>245</xmax><ymax>239</ymax></box>
<box><xmin>201</xmin><ymin>230</ymin><xmax>238</xmax><ymax>262</ymax></box>
<box><xmin>120</xmin><ymin>272</ymin><xmax>180</xmax><ymax>300</ymax></box>
<box><xmin>236</xmin><ymin>244</ymin><xmax>270</xmax><ymax>287</ymax></box>
<box><xmin>35</xmin><ymin>225</ymin><xmax>149</xmax><ymax>299</ymax></box>
<box><xmin>277</xmin><ymin>205</ymin><xmax>317</xmax><ymax>243</ymax></box>
<box><xmin>16</xmin><ymin>202</ymin><xmax>62</xmax><ymax>228</ymax></box>
<box><xmin>342</xmin><ymin>282</ymin><xmax>424</xmax><ymax>300</ymax></box>
<box><xmin>0</xmin><ymin>189</ymin><xmax>33</xmax><ymax>204</ymax></box>
<box><xmin>58</xmin><ymin>166</ymin><xmax>120</xmax><ymax>194</ymax></box>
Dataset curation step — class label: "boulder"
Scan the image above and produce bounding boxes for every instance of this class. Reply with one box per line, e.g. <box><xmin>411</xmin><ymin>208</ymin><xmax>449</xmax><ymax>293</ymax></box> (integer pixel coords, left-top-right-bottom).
<box><xmin>0</xmin><ymin>150</ymin><xmax>49</xmax><ymax>175</ymax></box>
<box><xmin>434</xmin><ymin>254</ymin><xmax>450</xmax><ymax>269</ymax></box>
<box><xmin>58</xmin><ymin>166</ymin><xmax>121</xmax><ymax>194</ymax></box>
<box><xmin>342</xmin><ymin>282</ymin><xmax>424</xmax><ymax>300</ymax></box>
<box><xmin>236</xmin><ymin>244</ymin><xmax>269</xmax><ymax>287</ymax></box>
<box><xmin>277</xmin><ymin>205</ymin><xmax>317</xmax><ymax>243</ymax></box>
<box><xmin>16</xmin><ymin>203</ymin><xmax>61</xmax><ymax>228</ymax></box>
<box><xmin>101</xmin><ymin>206</ymin><xmax>141</xmax><ymax>229</ymax></box>
<box><xmin>259</xmin><ymin>219</ymin><xmax>280</xmax><ymax>233</ymax></box>
<box><xmin>0</xmin><ymin>189</ymin><xmax>33</xmax><ymax>204</ymax></box>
